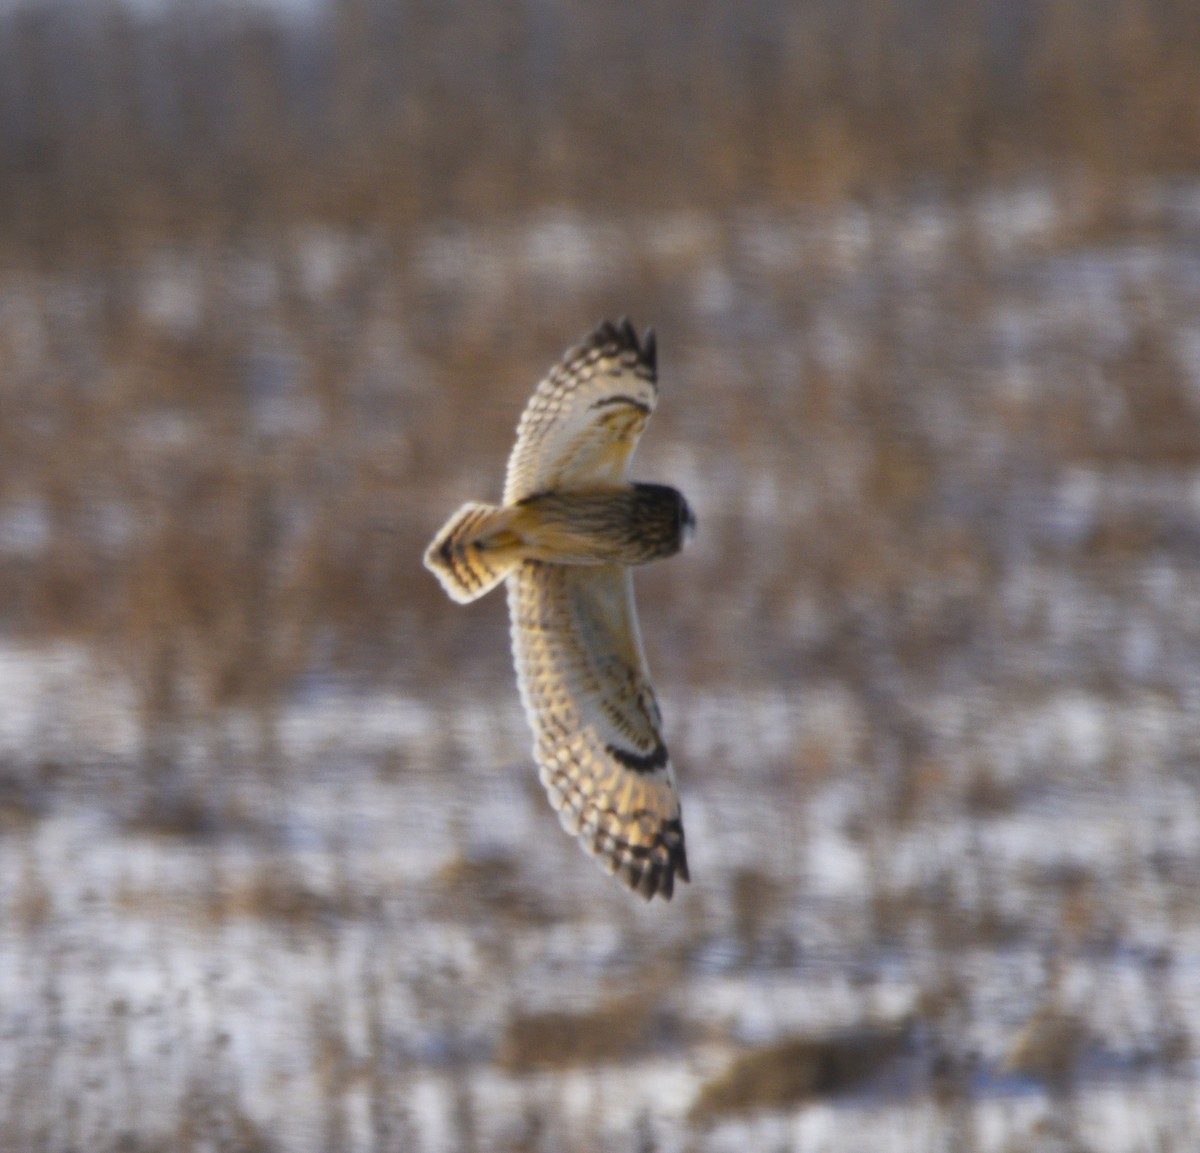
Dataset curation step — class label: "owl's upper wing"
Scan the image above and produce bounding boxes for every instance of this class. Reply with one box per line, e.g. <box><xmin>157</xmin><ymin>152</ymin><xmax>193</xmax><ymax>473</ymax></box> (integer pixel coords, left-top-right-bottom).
<box><xmin>503</xmin><ymin>319</ymin><xmax>658</xmax><ymax>505</ymax></box>
<box><xmin>507</xmin><ymin>561</ymin><xmax>688</xmax><ymax>900</ymax></box>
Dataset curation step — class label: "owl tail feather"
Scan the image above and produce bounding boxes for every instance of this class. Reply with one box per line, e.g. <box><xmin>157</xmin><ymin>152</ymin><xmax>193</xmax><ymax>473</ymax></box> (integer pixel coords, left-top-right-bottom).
<box><xmin>424</xmin><ymin>502</ymin><xmax>524</xmax><ymax>604</ymax></box>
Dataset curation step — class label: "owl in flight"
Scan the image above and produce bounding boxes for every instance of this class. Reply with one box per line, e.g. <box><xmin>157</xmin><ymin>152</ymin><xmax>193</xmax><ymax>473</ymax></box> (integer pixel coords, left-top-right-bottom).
<box><xmin>424</xmin><ymin>319</ymin><xmax>694</xmax><ymax>900</ymax></box>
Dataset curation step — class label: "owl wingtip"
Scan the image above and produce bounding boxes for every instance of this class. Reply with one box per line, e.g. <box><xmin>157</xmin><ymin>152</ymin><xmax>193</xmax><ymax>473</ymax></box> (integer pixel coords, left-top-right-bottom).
<box><xmin>588</xmin><ymin>317</ymin><xmax>656</xmax><ymax>375</ymax></box>
<box><xmin>636</xmin><ymin>857</ymin><xmax>688</xmax><ymax>902</ymax></box>
<box><xmin>595</xmin><ymin>318</ymin><xmax>618</xmax><ymax>342</ymax></box>
<box><xmin>619</xmin><ymin>832</ymin><xmax>690</xmax><ymax>902</ymax></box>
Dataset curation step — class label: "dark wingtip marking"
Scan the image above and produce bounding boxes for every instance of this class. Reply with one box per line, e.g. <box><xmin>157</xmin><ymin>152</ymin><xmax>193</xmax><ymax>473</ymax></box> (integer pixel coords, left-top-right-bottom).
<box><xmin>596</xmin><ymin>319</ymin><xmax>619</xmax><ymax>345</ymax></box>
<box><xmin>579</xmin><ymin>318</ymin><xmax>657</xmax><ymax>379</ymax></box>
<box><xmin>582</xmin><ymin>804</ymin><xmax>688</xmax><ymax>901</ymax></box>
<box><xmin>636</xmin><ymin>817</ymin><xmax>689</xmax><ymax>900</ymax></box>
<box><xmin>606</xmin><ymin>741</ymin><xmax>670</xmax><ymax>774</ymax></box>
<box><xmin>656</xmin><ymin>867</ymin><xmax>674</xmax><ymax>901</ymax></box>
<box><xmin>667</xmin><ymin>817</ymin><xmax>689</xmax><ymax>883</ymax></box>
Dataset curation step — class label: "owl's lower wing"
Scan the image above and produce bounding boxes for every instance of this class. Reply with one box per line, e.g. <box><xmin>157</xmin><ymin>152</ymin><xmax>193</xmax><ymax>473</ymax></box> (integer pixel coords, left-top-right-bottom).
<box><xmin>507</xmin><ymin>562</ymin><xmax>688</xmax><ymax>900</ymax></box>
<box><xmin>503</xmin><ymin>319</ymin><xmax>658</xmax><ymax>505</ymax></box>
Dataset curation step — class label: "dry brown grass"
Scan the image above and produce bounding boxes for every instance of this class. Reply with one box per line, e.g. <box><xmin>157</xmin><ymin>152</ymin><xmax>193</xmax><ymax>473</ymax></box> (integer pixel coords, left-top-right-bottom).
<box><xmin>1</xmin><ymin>0</ymin><xmax>1200</xmax><ymax>263</ymax></box>
<box><xmin>497</xmin><ymin>993</ymin><xmax>686</xmax><ymax>1074</ymax></box>
<box><xmin>689</xmin><ymin>1023</ymin><xmax>914</xmax><ymax>1123</ymax></box>
<box><xmin>0</xmin><ymin>3</ymin><xmax>1196</xmax><ymax>722</ymax></box>
<box><xmin>433</xmin><ymin>852</ymin><xmax>559</xmax><ymax>927</ymax></box>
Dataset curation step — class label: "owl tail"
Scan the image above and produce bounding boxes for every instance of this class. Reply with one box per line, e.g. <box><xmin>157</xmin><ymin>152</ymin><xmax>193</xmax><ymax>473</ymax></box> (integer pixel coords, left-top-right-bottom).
<box><xmin>424</xmin><ymin>502</ymin><xmax>524</xmax><ymax>604</ymax></box>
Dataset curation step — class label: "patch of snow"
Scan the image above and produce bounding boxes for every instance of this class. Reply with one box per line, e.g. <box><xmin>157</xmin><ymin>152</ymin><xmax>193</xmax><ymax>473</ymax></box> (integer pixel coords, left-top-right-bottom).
<box><xmin>139</xmin><ymin>251</ymin><xmax>205</xmax><ymax>336</ymax></box>
<box><xmin>0</xmin><ymin>497</ymin><xmax>50</xmax><ymax>556</ymax></box>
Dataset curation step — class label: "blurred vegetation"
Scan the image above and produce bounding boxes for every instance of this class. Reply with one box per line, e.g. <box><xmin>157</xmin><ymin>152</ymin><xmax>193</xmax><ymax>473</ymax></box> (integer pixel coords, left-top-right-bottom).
<box><xmin>1</xmin><ymin>0</ymin><xmax>1200</xmax><ymax>260</ymax></box>
<box><xmin>689</xmin><ymin>1025</ymin><xmax>913</xmax><ymax>1121</ymax></box>
<box><xmin>1</xmin><ymin>0</ymin><xmax>1198</xmax><ymax>698</ymax></box>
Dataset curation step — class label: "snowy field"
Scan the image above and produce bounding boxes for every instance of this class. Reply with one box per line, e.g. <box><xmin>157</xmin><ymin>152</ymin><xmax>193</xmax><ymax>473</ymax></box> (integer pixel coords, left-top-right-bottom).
<box><xmin>2</xmin><ymin>183</ymin><xmax>1200</xmax><ymax>1151</ymax></box>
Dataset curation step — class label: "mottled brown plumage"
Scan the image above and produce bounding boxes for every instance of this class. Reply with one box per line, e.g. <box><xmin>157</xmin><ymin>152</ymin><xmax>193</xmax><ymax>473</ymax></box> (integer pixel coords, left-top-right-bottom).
<box><xmin>424</xmin><ymin>319</ymin><xmax>693</xmax><ymax>900</ymax></box>
<box><xmin>513</xmin><ymin>483</ymin><xmax>693</xmax><ymax>567</ymax></box>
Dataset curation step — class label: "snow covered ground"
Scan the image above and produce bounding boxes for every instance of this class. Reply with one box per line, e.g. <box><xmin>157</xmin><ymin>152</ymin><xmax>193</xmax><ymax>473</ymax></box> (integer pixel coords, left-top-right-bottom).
<box><xmin>1</xmin><ymin>652</ymin><xmax>1197</xmax><ymax>1151</ymax></box>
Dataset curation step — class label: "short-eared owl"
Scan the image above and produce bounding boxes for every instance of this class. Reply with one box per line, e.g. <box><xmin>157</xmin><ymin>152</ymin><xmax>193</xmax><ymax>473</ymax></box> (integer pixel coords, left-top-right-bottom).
<box><xmin>424</xmin><ymin>319</ymin><xmax>693</xmax><ymax>900</ymax></box>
